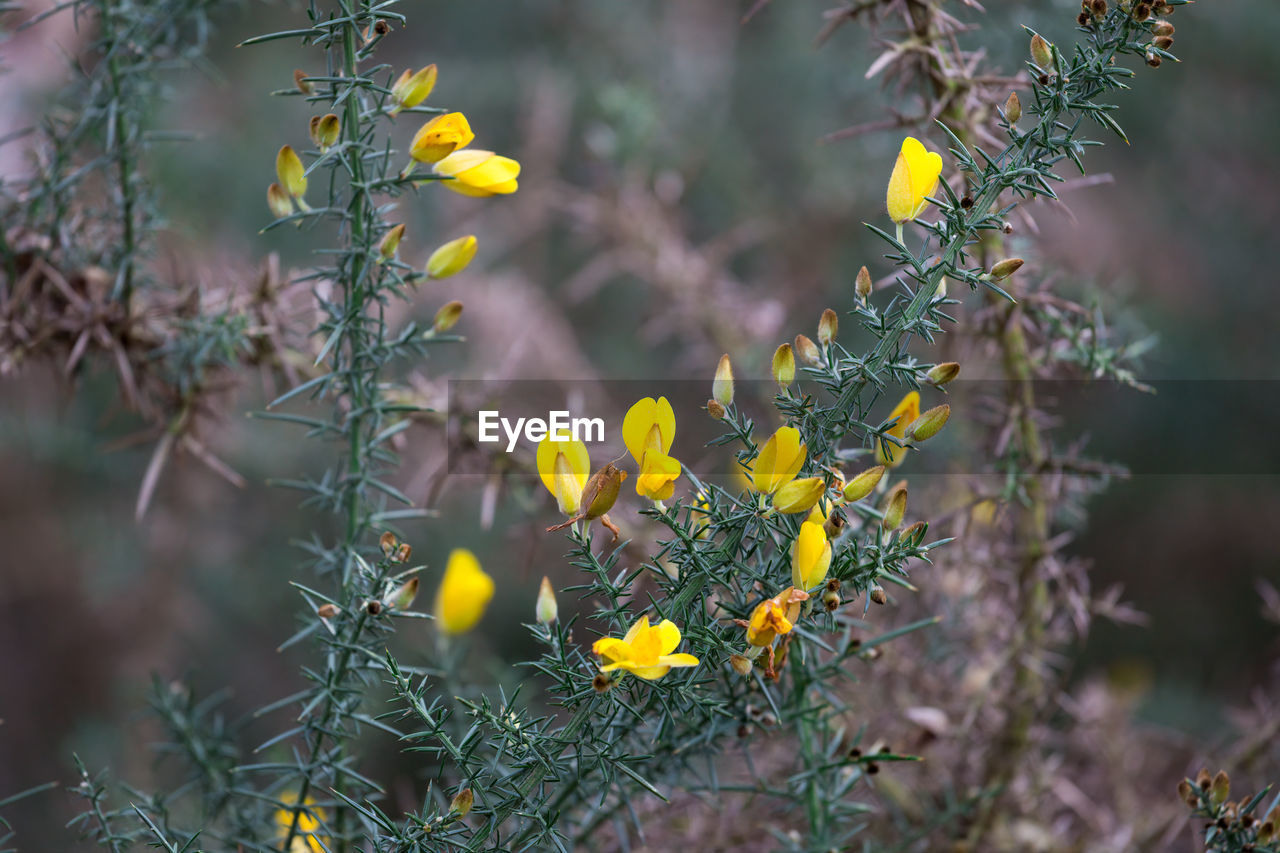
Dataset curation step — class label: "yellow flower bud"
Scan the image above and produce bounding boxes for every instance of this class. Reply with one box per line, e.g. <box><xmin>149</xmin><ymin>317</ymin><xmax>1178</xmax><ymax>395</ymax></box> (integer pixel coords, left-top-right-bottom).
<box><xmin>856</xmin><ymin>265</ymin><xmax>873</xmax><ymax>301</ymax></box>
<box><xmin>433</xmin><ymin>149</ymin><xmax>520</xmax><ymax>197</ymax></box>
<box><xmin>842</xmin><ymin>465</ymin><xmax>885</xmax><ymax>503</ymax></box>
<box><xmin>881</xmin><ymin>483</ymin><xmax>907</xmax><ymax>531</ymax></box>
<box><xmin>818</xmin><ymin>309</ymin><xmax>838</xmax><ymax>345</ymax></box>
<box><xmin>1004</xmin><ymin>91</ymin><xmax>1022</xmax><ymax>125</ymax></box>
<box><xmin>449</xmin><ymin>787</ymin><xmax>474</xmax><ymax>817</ymax></box>
<box><xmin>887</xmin><ymin>137</ymin><xmax>944</xmax><ymax>224</ymax></box>
<box><xmin>773</xmin><ymin>477</ymin><xmax>826</xmax><ymax>515</ymax></box>
<box><xmin>794</xmin><ymin>335</ymin><xmax>820</xmax><ymax>366</ymax></box>
<box><xmin>426</xmin><ymin>235</ymin><xmax>478</xmax><ymax>279</ymax></box>
<box><xmin>434</xmin><ymin>549</ymin><xmax>494</xmax><ymax>635</ymax></box>
<box><xmin>536</xmin><ymin>576</ymin><xmax>558</xmax><ymax>624</ymax></box>
<box><xmin>378</xmin><ymin>223</ymin><xmax>405</xmax><ymax>262</ymax></box>
<box><xmin>1209</xmin><ymin>770</ymin><xmax>1230</xmax><ymax>806</ymax></box>
<box><xmin>908</xmin><ymin>404</ymin><xmax>951</xmax><ymax>442</ymax></box>
<box><xmin>410</xmin><ymin>112</ymin><xmax>475</xmax><ymax>164</ymax></box>
<box><xmin>276</xmin><ymin>145</ymin><xmax>307</xmax><ymax>200</ymax></box>
<box><xmin>383</xmin><ymin>577</ymin><xmax>419</xmax><ymax>611</ymax></box>
<box><xmin>313</xmin><ymin>113</ymin><xmax>340</xmax><ymax>152</ymax></box>
<box><xmin>1030</xmin><ymin>33</ymin><xmax>1054</xmax><ymax>69</ymax></box>
<box><xmin>713</xmin><ymin>354</ymin><xmax>734</xmax><ymax>407</ymax></box>
<box><xmin>433</xmin><ymin>300</ymin><xmax>463</xmax><ymax>333</ymax></box>
<box><xmin>791</xmin><ymin>520</ymin><xmax>833</xmax><ymax>589</ymax></box>
<box><xmin>266</xmin><ymin>183</ymin><xmax>293</xmax><ymax>219</ymax></box>
<box><xmin>390</xmin><ymin>64</ymin><xmax>437</xmax><ymax>115</ymax></box>
<box><xmin>772</xmin><ymin>343</ymin><xmax>796</xmax><ymax>388</ymax></box>
<box><xmin>989</xmin><ymin>258</ymin><xmax>1025</xmax><ymax>281</ymax></box>
<box><xmin>926</xmin><ymin>362</ymin><xmax>960</xmax><ymax>387</ymax></box>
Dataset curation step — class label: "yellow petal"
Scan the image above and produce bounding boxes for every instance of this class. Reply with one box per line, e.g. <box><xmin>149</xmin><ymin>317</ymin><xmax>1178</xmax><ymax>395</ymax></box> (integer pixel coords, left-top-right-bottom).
<box><xmin>622</xmin><ymin>397</ymin><xmax>676</xmax><ymax>465</ymax></box>
<box><xmin>434</xmin><ymin>150</ymin><xmax>521</xmax><ymax>195</ymax></box>
<box><xmin>434</xmin><ymin>549</ymin><xmax>495</xmax><ymax>635</ymax></box>
<box><xmin>791</xmin><ymin>521</ymin><xmax>833</xmax><ymax>589</ymax></box>
<box><xmin>752</xmin><ymin>426</ymin><xmax>805</xmax><ymax>494</ymax></box>
<box><xmin>410</xmin><ymin>113</ymin><xmax>474</xmax><ymax>164</ymax></box>
<box><xmin>624</xmin><ymin>663</ymin><xmax>673</xmax><ymax>680</ymax></box>
<box><xmin>886</xmin><ymin>149</ymin><xmax>915</xmax><ymax>224</ymax></box>
<box><xmin>657</xmin><ymin>652</ymin><xmax>699</xmax><ymax>668</ymax></box>
<box><xmin>875</xmin><ymin>391</ymin><xmax>921</xmax><ymax>468</ymax></box>
<box><xmin>773</xmin><ymin>476</ymin><xmax>826</xmax><ymax>514</ymax></box>
<box><xmin>537</xmin><ymin>435</ymin><xmax>589</xmax><ymax>514</ymax></box>
<box><xmin>592</xmin><ymin>637</ymin><xmax>632</xmax><ymax>664</ymax></box>
<box><xmin>636</xmin><ymin>451</ymin><xmax>681</xmax><ymax>501</ymax></box>
<box><xmin>654</xmin><ymin>619</ymin><xmax>682</xmax><ymax>656</ymax></box>
<box><xmin>425</xmin><ymin>235</ymin><xmax>478</xmax><ymax>279</ymax></box>
<box><xmin>276</xmin><ymin>145</ymin><xmax>307</xmax><ymax>199</ymax></box>
<box><xmin>623</xmin><ymin>614</ymin><xmax>650</xmax><ymax>645</ymax></box>
<box><xmin>904</xmin><ymin>137</ymin><xmax>944</xmax><ymax>220</ymax></box>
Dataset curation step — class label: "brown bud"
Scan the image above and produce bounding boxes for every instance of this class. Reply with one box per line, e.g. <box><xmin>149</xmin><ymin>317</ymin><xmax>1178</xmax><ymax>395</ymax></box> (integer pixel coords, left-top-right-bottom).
<box><xmin>1077</xmin><ymin>11</ymin><xmax>1092</xmax><ymax>25</ymax></box>
<box><xmin>449</xmin><ymin>787</ymin><xmax>473</xmax><ymax>817</ymax></box>
<box><xmin>826</xmin><ymin>577</ymin><xmax>842</xmax><ymax>592</ymax></box>
<box><xmin>900</xmin><ymin>520</ymin><xmax>927</xmax><ymax>542</ymax></box>
<box><xmin>1153</xmin><ymin>35</ymin><xmax>1174</xmax><ymax>49</ymax></box>
<box><xmin>1133</xmin><ymin>2</ymin><xmax>1152</xmax><ymax>20</ymax></box>
<box><xmin>395</xmin><ymin>543</ymin><xmax>411</xmax><ymax>563</ymax></box>
<box><xmin>1153</xmin><ymin>21</ymin><xmax>1175</xmax><ymax>36</ymax></box>
<box><xmin>1004</xmin><ymin>91</ymin><xmax>1022</xmax><ymax>125</ymax></box>
<box><xmin>1177</xmin><ymin>779</ymin><xmax>1195</xmax><ymax>805</ymax></box>
<box><xmin>317</xmin><ymin>603</ymin><xmax>339</xmax><ymax>619</ymax></box>
<box><xmin>729</xmin><ymin>654</ymin><xmax>753</xmax><ymax>676</ymax></box>
<box><xmin>794</xmin><ymin>334</ymin><xmax>821</xmax><ymax>366</ymax></box>
<box><xmin>380</xmin><ymin>531</ymin><xmax>398</xmax><ymax>556</ymax></box>
<box><xmin>989</xmin><ymin>257</ymin><xmax>1024</xmax><ymax>281</ymax></box>
<box><xmin>706</xmin><ymin>398</ymin><xmax>726</xmax><ymax>419</ymax></box>
<box><xmin>364</xmin><ymin>599</ymin><xmax>383</xmax><ymax>616</ymax></box>
<box><xmin>818</xmin><ymin>309</ymin><xmax>838</xmax><ymax>345</ymax></box>
<box><xmin>592</xmin><ymin>673</ymin><xmax>614</xmax><ymax>693</ymax></box>
<box><xmin>926</xmin><ymin>362</ymin><xmax>961</xmax><ymax>387</ymax></box>
<box><xmin>821</xmin><ymin>589</ymin><xmax>841</xmax><ymax>612</ymax></box>
<box><xmin>856</xmin><ymin>265</ymin><xmax>872</xmax><ymax>301</ymax></box>
<box><xmin>293</xmin><ymin>69</ymin><xmax>314</xmax><ymax>95</ymax></box>
<box><xmin>1146</xmin><ymin>52</ymin><xmax>1162</xmax><ymax>67</ymax></box>
<box><xmin>1030</xmin><ymin>34</ymin><xmax>1054</xmax><ymax>69</ymax></box>
<box><xmin>373</xmin><ymin>19</ymin><xmax>391</xmax><ymax>36</ymax></box>
<box><xmin>869</xmin><ymin>585</ymin><xmax>888</xmax><ymax>605</ymax></box>
<box><xmin>433</xmin><ymin>300</ymin><xmax>463</xmax><ymax>333</ymax></box>
<box><xmin>1090</xmin><ymin>0</ymin><xmax>1107</xmax><ymax>15</ymax></box>
<box><xmin>1210</xmin><ymin>770</ymin><xmax>1230</xmax><ymax>806</ymax></box>
<box><xmin>1197</xmin><ymin>769</ymin><xmax>1212</xmax><ymax>790</ymax></box>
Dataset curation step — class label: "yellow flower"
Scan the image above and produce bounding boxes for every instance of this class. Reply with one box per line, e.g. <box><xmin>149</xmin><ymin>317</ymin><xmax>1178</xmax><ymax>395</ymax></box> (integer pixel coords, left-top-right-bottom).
<box><xmin>624</xmin><ymin>397</ymin><xmax>681</xmax><ymax>500</ymax></box>
<box><xmin>743</xmin><ymin>587</ymin><xmax>808</xmax><ymax>647</ymax></box>
<box><xmin>751</xmin><ymin>426</ymin><xmax>806</xmax><ymax>495</ymax></box>
<box><xmin>433</xmin><ymin>149</ymin><xmax>520</xmax><ymax>197</ymax></box>
<box><xmin>876</xmin><ymin>391</ymin><xmax>921</xmax><ymax>468</ymax></box>
<box><xmin>772</xmin><ymin>476</ymin><xmax>826</xmax><ymax>515</ymax></box>
<box><xmin>276</xmin><ymin>144</ymin><xmax>307</xmax><ymax>200</ymax></box>
<box><xmin>410</xmin><ymin>112</ymin><xmax>475</xmax><ymax>164</ymax></box>
<box><xmin>536</xmin><ymin>434</ymin><xmax>590</xmax><ymax>515</ymax></box>
<box><xmin>791</xmin><ymin>520</ymin><xmax>833</xmax><ymax>589</ymax></box>
<box><xmin>426</xmin><ymin>235</ymin><xmax>478</xmax><ymax>279</ymax></box>
<box><xmin>434</xmin><ymin>548</ymin><xmax>494</xmax><ymax>635</ymax></box>
<box><xmin>592</xmin><ymin>615</ymin><xmax>699</xmax><ymax>680</ymax></box>
<box><xmin>390</xmin><ymin>64</ymin><xmax>437</xmax><ymax>115</ymax></box>
<box><xmin>636</xmin><ymin>450</ymin><xmax>682</xmax><ymax>502</ymax></box>
<box><xmin>886</xmin><ymin>136</ymin><xmax>943</xmax><ymax>224</ymax></box>
<box><xmin>273</xmin><ymin>794</ymin><xmax>327</xmax><ymax>853</ymax></box>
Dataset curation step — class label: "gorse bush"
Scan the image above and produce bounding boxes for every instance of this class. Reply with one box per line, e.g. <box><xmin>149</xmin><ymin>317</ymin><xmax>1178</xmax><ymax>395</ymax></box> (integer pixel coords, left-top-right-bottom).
<box><xmin>5</xmin><ymin>0</ymin><xmax>1275</xmax><ymax>852</ymax></box>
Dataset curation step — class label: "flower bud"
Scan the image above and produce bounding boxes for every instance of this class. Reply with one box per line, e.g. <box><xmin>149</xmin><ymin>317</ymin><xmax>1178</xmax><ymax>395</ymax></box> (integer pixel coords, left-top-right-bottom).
<box><xmin>821</xmin><ymin>589</ymin><xmax>841</xmax><ymax>612</ymax></box>
<box><xmin>433</xmin><ymin>301</ymin><xmax>463</xmax><ymax>333</ymax></box>
<box><xmin>908</xmin><ymin>404</ymin><xmax>951</xmax><ymax>442</ymax></box>
<box><xmin>410</xmin><ymin>112</ymin><xmax>474</xmax><ymax>164</ymax></box>
<box><xmin>926</xmin><ymin>362</ymin><xmax>960</xmax><ymax>387</ymax></box>
<box><xmin>378</xmin><ymin>223</ymin><xmax>406</xmax><ymax>262</ymax></box>
<box><xmin>1030</xmin><ymin>34</ymin><xmax>1054</xmax><ymax>69</ymax></box>
<box><xmin>772</xmin><ymin>344</ymin><xmax>796</xmax><ymax>388</ymax></box>
<box><xmin>395</xmin><ymin>543</ymin><xmax>411</xmax><ymax>563</ymax></box>
<box><xmin>729</xmin><ymin>654</ymin><xmax>753</xmax><ymax>676</ymax></box>
<box><xmin>449</xmin><ymin>788</ymin><xmax>473</xmax><ymax>817</ymax></box>
<box><xmin>1176</xmin><ymin>779</ymin><xmax>1195</xmax><ymax>806</ymax></box>
<box><xmin>276</xmin><ymin>145</ymin><xmax>307</xmax><ymax>200</ymax></box>
<box><xmin>1153</xmin><ymin>35</ymin><xmax>1173</xmax><ymax>49</ymax></box>
<box><xmin>1210</xmin><ymin>770</ymin><xmax>1230</xmax><ymax>806</ymax></box>
<box><xmin>1090</xmin><ymin>0</ymin><xmax>1107</xmax><ymax>15</ymax></box>
<box><xmin>713</xmin><ymin>354</ymin><xmax>734</xmax><ymax>407</ymax></box>
<box><xmin>842</xmin><ymin>465</ymin><xmax>884</xmax><ymax>503</ymax></box>
<box><xmin>380</xmin><ymin>531</ymin><xmax>398</xmax><ymax>555</ymax></box>
<box><xmin>390</xmin><ymin>64</ymin><xmax>437</xmax><ymax>115</ymax></box>
<box><xmin>900</xmin><ymin>520</ymin><xmax>926</xmax><ymax>543</ymax></box>
<box><xmin>881</xmin><ymin>483</ymin><xmax>907</xmax><ymax>531</ymax></box>
<box><xmin>592</xmin><ymin>672</ymin><xmax>614</xmax><ymax>693</ymax></box>
<box><xmin>365</xmin><ymin>599</ymin><xmax>383</xmax><ymax>616</ymax></box>
<box><xmin>1004</xmin><ymin>91</ymin><xmax>1022</xmax><ymax>125</ymax></box>
<box><xmin>856</xmin><ymin>265</ymin><xmax>872</xmax><ymax>302</ymax></box>
<box><xmin>988</xmin><ymin>257</ymin><xmax>1024</xmax><ymax>281</ymax></box>
<box><xmin>316</xmin><ymin>603</ymin><xmax>339</xmax><ymax>619</ymax></box>
<box><xmin>1132</xmin><ymin>2</ymin><xmax>1152</xmax><ymax>20</ymax></box>
<box><xmin>266</xmin><ymin>183</ymin><xmax>293</xmax><ymax>219</ymax></box>
<box><xmin>536</xmin><ymin>575</ymin><xmax>558</xmax><ymax>624</ymax></box>
<box><xmin>818</xmin><ymin>309</ymin><xmax>838</xmax><ymax>345</ymax></box>
<box><xmin>314</xmin><ymin>113</ymin><xmax>340</xmax><ymax>152</ymax></box>
<box><xmin>794</xmin><ymin>334</ymin><xmax>820</xmax><ymax>366</ymax></box>
<box><xmin>773</xmin><ymin>477</ymin><xmax>826</xmax><ymax>514</ymax></box>
<box><xmin>706</xmin><ymin>398</ymin><xmax>726</xmax><ymax>419</ymax></box>
<box><xmin>1153</xmin><ymin>21</ymin><xmax>1175</xmax><ymax>36</ymax></box>
<box><xmin>293</xmin><ymin>69</ymin><xmax>313</xmax><ymax>95</ymax></box>
<box><xmin>426</xmin><ymin>235</ymin><xmax>478</xmax><ymax>279</ymax></box>
<box><xmin>383</xmin><ymin>577</ymin><xmax>419</xmax><ymax>611</ymax></box>
<box><xmin>869</xmin><ymin>584</ymin><xmax>888</xmax><ymax>605</ymax></box>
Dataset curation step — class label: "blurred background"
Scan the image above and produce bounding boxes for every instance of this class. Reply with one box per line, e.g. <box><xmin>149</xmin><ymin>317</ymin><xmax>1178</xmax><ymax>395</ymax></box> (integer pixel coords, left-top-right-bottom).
<box><xmin>2</xmin><ymin>0</ymin><xmax>1278</xmax><ymax>848</ymax></box>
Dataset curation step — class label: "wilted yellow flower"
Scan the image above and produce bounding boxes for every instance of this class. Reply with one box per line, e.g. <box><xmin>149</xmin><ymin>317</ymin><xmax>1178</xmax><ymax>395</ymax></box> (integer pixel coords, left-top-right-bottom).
<box><xmin>773</xmin><ymin>476</ymin><xmax>826</xmax><ymax>515</ymax></box>
<box><xmin>273</xmin><ymin>794</ymin><xmax>327</xmax><ymax>853</ymax></box>
<box><xmin>752</xmin><ymin>426</ymin><xmax>806</xmax><ymax>495</ymax></box>
<box><xmin>266</xmin><ymin>183</ymin><xmax>293</xmax><ymax>219</ymax></box>
<box><xmin>537</xmin><ymin>434</ymin><xmax>590</xmax><ymax>515</ymax></box>
<box><xmin>434</xmin><ymin>548</ymin><xmax>494</xmax><ymax>635</ymax></box>
<box><xmin>592</xmin><ymin>615</ymin><xmax>699</xmax><ymax>680</ymax></box>
<box><xmin>886</xmin><ymin>136</ymin><xmax>943</xmax><ymax>224</ymax></box>
<box><xmin>426</xmin><ymin>235</ymin><xmax>478</xmax><ymax>279</ymax></box>
<box><xmin>743</xmin><ymin>587</ymin><xmax>808</xmax><ymax>647</ymax></box>
<box><xmin>624</xmin><ymin>397</ymin><xmax>680</xmax><ymax>500</ymax></box>
<box><xmin>713</xmin><ymin>354</ymin><xmax>734</xmax><ymax>407</ymax></box>
<box><xmin>791</xmin><ymin>520</ymin><xmax>833</xmax><ymax>589</ymax></box>
<box><xmin>876</xmin><ymin>391</ymin><xmax>921</xmax><ymax>468</ymax></box>
<box><xmin>433</xmin><ymin>149</ymin><xmax>520</xmax><ymax>197</ymax></box>
<box><xmin>410</xmin><ymin>112</ymin><xmax>475</xmax><ymax>164</ymax></box>
<box><xmin>276</xmin><ymin>144</ymin><xmax>308</xmax><ymax>201</ymax></box>
<box><xmin>389</xmin><ymin>64</ymin><xmax>437</xmax><ymax>115</ymax></box>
